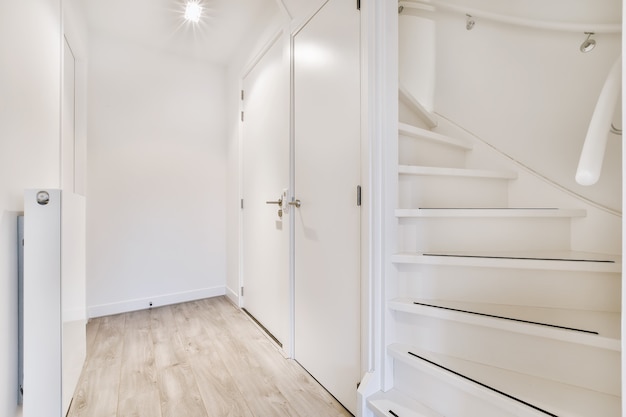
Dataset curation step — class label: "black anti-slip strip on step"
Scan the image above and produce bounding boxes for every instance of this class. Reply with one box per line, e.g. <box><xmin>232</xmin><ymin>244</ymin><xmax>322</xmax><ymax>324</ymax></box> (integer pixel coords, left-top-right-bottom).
<box><xmin>407</xmin><ymin>351</ymin><xmax>559</xmax><ymax>417</ymax></box>
<box><xmin>412</xmin><ymin>302</ymin><xmax>599</xmax><ymax>335</ymax></box>
<box><xmin>423</xmin><ymin>253</ymin><xmax>615</xmax><ymax>263</ymax></box>
<box><xmin>388</xmin><ymin>410</ymin><xmax>399</xmax><ymax>417</ymax></box>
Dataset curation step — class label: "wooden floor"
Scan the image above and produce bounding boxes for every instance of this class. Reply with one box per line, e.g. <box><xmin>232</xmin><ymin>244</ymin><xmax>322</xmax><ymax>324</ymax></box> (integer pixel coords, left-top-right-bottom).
<box><xmin>67</xmin><ymin>296</ymin><xmax>353</xmax><ymax>417</ymax></box>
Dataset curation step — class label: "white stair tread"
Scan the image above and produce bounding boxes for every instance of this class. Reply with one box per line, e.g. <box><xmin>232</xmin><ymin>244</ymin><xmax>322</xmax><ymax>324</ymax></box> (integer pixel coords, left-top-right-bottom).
<box><xmin>389</xmin><ymin>343</ymin><xmax>621</xmax><ymax>417</ymax></box>
<box><xmin>395</xmin><ymin>208</ymin><xmax>586</xmax><ymax>218</ymax></box>
<box><xmin>389</xmin><ymin>298</ymin><xmax>620</xmax><ymax>350</ymax></box>
<box><xmin>399</xmin><ymin>123</ymin><xmax>472</xmax><ymax>150</ymax></box>
<box><xmin>399</xmin><ymin>165</ymin><xmax>517</xmax><ymax>179</ymax></box>
<box><xmin>368</xmin><ymin>389</ymin><xmax>444</xmax><ymax>417</ymax></box>
<box><xmin>391</xmin><ymin>251</ymin><xmax>621</xmax><ymax>272</ymax></box>
<box><xmin>399</xmin><ymin>84</ymin><xmax>438</xmax><ymax>128</ymax></box>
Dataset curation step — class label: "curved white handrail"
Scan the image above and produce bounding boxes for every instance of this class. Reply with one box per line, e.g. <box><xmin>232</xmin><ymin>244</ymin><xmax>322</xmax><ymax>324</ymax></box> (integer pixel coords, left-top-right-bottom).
<box><xmin>575</xmin><ymin>56</ymin><xmax>622</xmax><ymax>186</ymax></box>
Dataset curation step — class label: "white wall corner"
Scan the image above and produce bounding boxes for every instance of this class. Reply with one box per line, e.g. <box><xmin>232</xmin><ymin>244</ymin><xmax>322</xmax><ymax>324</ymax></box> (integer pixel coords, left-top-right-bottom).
<box><xmin>225</xmin><ymin>285</ymin><xmax>240</xmax><ymax>307</ymax></box>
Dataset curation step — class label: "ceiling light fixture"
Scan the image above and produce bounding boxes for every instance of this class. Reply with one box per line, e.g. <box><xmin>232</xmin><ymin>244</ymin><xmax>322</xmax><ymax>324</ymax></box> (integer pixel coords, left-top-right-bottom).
<box><xmin>184</xmin><ymin>1</ymin><xmax>203</xmax><ymax>23</ymax></box>
<box><xmin>580</xmin><ymin>32</ymin><xmax>596</xmax><ymax>53</ymax></box>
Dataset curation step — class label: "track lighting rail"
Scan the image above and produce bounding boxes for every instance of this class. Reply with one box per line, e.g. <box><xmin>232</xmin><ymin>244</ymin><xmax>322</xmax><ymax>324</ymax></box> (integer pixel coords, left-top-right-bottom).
<box><xmin>398</xmin><ymin>1</ymin><xmax>621</xmax><ymax>34</ymax></box>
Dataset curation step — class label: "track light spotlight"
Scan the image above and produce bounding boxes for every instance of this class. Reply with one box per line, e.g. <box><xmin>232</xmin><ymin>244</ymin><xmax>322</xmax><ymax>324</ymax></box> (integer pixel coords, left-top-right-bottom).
<box><xmin>580</xmin><ymin>32</ymin><xmax>596</xmax><ymax>53</ymax></box>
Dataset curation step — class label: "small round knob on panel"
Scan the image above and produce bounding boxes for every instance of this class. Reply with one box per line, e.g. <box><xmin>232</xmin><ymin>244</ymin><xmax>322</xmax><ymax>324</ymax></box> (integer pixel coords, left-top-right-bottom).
<box><xmin>36</xmin><ymin>191</ymin><xmax>50</xmax><ymax>206</ymax></box>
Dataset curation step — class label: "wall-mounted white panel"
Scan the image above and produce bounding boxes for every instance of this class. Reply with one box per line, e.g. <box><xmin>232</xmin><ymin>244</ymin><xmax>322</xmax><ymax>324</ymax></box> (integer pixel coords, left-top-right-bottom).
<box><xmin>61</xmin><ymin>192</ymin><xmax>86</xmax><ymax>413</ymax></box>
<box><xmin>23</xmin><ymin>189</ymin><xmax>62</xmax><ymax>417</ymax></box>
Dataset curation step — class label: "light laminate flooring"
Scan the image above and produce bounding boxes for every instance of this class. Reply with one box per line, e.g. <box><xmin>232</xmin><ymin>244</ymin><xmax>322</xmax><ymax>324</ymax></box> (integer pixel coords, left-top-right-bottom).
<box><xmin>67</xmin><ymin>296</ymin><xmax>353</xmax><ymax>417</ymax></box>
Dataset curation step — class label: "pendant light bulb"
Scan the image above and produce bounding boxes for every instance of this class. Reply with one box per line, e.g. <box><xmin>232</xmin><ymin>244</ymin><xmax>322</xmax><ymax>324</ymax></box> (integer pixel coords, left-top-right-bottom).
<box><xmin>184</xmin><ymin>1</ymin><xmax>203</xmax><ymax>23</ymax></box>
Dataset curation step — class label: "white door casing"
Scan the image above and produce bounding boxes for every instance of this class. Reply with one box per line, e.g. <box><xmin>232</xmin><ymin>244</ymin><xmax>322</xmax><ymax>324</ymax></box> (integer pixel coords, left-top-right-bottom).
<box><xmin>293</xmin><ymin>0</ymin><xmax>361</xmax><ymax>413</ymax></box>
<box><xmin>241</xmin><ymin>33</ymin><xmax>291</xmax><ymax>350</ymax></box>
<box><xmin>61</xmin><ymin>36</ymin><xmax>87</xmax><ymax>416</ymax></box>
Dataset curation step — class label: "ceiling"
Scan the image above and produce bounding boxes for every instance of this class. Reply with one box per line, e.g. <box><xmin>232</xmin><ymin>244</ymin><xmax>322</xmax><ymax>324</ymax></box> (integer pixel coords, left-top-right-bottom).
<box><xmin>84</xmin><ymin>0</ymin><xmax>622</xmax><ymax>65</ymax></box>
<box><xmin>85</xmin><ymin>0</ymin><xmax>282</xmax><ymax>64</ymax></box>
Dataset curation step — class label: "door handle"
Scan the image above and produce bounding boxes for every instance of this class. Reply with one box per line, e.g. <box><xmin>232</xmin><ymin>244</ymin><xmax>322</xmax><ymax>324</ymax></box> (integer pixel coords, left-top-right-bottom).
<box><xmin>288</xmin><ymin>199</ymin><xmax>301</xmax><ymax>208</ymax></box>
<box><xmin>266</xmin><ymin>197</ymin><xmax>283</xmax><ymax>206</ymax></box>
<box><xmin>266</xmin><ymin>196</ymin><xmax>284</xmax><ymax>219</ymax></box>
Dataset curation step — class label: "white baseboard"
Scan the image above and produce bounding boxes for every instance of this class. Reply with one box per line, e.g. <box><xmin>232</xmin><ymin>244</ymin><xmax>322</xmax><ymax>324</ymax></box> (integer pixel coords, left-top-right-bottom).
<box><xmin>225</xmin><ymin>286</ymin><xmax>240</xmax><ymax>307</ymax></box>
<box><xmin>357</xmin><ymin>371</ymin><xmax>380</xmax><ymax>417</ymax></box>
<box><xmin>87</xmin><ymin>286</ymin><xmax>226</xmax><ymax>318</ymax></box>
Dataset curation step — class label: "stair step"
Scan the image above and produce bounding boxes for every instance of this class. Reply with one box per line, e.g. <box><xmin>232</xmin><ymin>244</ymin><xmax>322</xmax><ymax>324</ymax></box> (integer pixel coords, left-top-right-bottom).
<box><xmin>393</xmin><ymin>305</ymin><xmax>620</xmax><ymax>396</ymax></box>
<box><xmin>394</xmin><ymin>208</ymin><xmax>586</xmax><ymax>218</ymax></box>
<box><xmin>368</xmin><ymin>389</ymin><xmax>444</xmax><ymax>417</ymax></box>
<box><xmin>393</xmin><ymin>254</ymin><xmax>621</xmax><ymax>314</ymax></box>
<box><xmin>399</xmin><ymin>126</ymin><xmax>468</xmax><ymax>168</ymax></box>
<box><xmin>389</xmin><ymin>298</ymin><xmax>620</xmax><ymax>350</ymax></box>
<box><xmin>399</xmin><ymin>123</ymin><xmax>472</xmax><ymax>150</ymax></box>
<box><xmin>399</xmin><ymin>173</ymin><xmax>509</xmax><ymax>208</ymax></box>
<box><xmin>389</xmin><ymin>343</ymin><xmax>621</xmax><ymax>417</ymax></box>
<box><xmin>398</xmin><ymin>214</ymin><xmax>573</xmax><ymax>252</ymax></box>
<box><xmin>399</xmin><ymin>165</ymin><xmax>517</xmax><ymax>179</ymax></box>
<box><xmin>391</xmin><ymin>251</ymin><xmax>621</xmax><ymax>272</ymax></box>
<box><xmin>396</xmin><ymin>210</ymin><xmax>585</xmax><ymax>252</ymax></box>
<box><xmin>399</xmin><ymin>84</ymin><xmax>438</xmax><ymax>128</ymax></box>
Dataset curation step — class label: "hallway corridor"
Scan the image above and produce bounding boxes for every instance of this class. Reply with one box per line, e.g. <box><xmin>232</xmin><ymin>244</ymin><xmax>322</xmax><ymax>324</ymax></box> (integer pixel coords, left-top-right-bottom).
<box><xmin>67</xmin><ymin>296</ymin><xmax>352</xmax><ymax>417</ymax></box>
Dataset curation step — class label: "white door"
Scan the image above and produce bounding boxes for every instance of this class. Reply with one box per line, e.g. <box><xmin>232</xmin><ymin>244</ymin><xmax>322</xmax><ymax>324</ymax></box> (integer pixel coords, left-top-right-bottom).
<box><xmin>293</xmin><ymin>0</ymin><xmax>361</xmax><ymax>413</ymax></box>
<box><xmin>242</xmin><ymin>35</ymin><xmax>290</xmax><ymax>349</ymax></box>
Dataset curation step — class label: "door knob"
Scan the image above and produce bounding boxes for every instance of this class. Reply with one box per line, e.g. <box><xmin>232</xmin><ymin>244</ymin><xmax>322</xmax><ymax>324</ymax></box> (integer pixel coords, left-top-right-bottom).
<box><xmin>288</xmin><ymin>199</ymin><xmax>301</xmax><ymax>208</ymax></box>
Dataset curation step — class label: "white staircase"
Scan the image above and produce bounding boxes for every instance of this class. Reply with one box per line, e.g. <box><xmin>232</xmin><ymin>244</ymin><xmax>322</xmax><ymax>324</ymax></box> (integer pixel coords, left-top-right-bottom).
<box><xmin>365</xmin><ymin>86</ymin><xmax>622</xmax><ymax>416</ymax></box>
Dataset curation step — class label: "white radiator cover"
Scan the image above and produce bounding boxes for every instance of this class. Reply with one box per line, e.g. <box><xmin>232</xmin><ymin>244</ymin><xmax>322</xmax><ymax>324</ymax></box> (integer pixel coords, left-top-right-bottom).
<box><xmin>23</xmin><ymin>189</ymin><xmax>62</xmax><ymax>417</ymax></box>
<box><xmin>22</xmin><ymin>189</ymin><xmax>86</xmax><ymax>417</ymax></box>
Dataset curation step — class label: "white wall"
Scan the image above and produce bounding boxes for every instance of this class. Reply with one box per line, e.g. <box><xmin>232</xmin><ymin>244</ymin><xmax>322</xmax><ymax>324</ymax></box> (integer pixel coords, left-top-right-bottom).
<box><xmin>87</xmin><ymin>33</ymin><xmax>228</xmax><ymax>316</ymax></box>
<box><xmin>400</xmin><ymin>6</ymin><xmax>622</xmax><ymax>212</ymax></box>
<box><xmin>0</xmin><ymin>0</ymin><xmax>61</xmax><ymax>416</ymax></box>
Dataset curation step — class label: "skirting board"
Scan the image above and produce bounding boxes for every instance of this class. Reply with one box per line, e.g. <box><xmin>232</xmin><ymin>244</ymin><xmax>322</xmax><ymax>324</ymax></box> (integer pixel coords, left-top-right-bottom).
<box><xmin>87</xmin><ymin>286</ymin><xmax>226</xmax><ymax>318</ymax></box>
<box><xmin>225</xmin><ymin>286</ymin><xmax>240</xmax><ymax>307</ymax></box>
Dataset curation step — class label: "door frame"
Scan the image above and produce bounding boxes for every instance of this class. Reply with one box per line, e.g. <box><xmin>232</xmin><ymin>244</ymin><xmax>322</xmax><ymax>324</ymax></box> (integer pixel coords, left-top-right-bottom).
<box><xmin>355</xmin><ymin>1</ymin><xmax>398</xmax><ymax>413</ymax></box>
